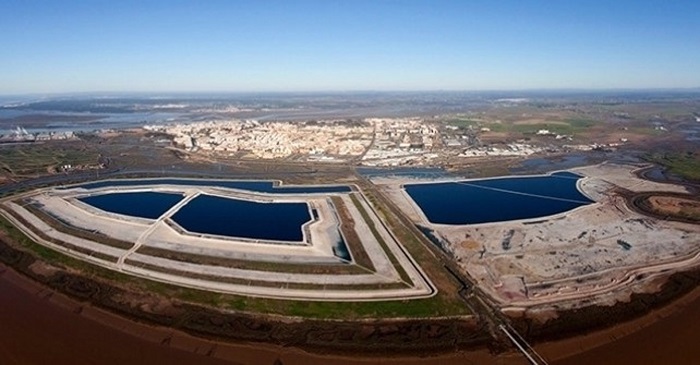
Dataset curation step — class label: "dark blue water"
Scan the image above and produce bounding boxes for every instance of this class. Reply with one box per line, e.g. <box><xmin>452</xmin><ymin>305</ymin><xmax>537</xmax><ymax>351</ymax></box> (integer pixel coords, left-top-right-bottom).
<box><xmin>171</xmin><ymin>195</ymin><xmax>310</xmax><ymax>241</ymax></box>
<box><xmin>79</xmin><ymin>192</ymin><xmax>183</xmax><ymax>219</ymax></box>
<box><xmin>65</xmin><ymin>179</ymin><xmax>350</xmax><ymax>194</ymax></box>
<box><xmin>405</xmin><ymin>173</ymin><xmax>592</xmax><ymax>225</ymax></box>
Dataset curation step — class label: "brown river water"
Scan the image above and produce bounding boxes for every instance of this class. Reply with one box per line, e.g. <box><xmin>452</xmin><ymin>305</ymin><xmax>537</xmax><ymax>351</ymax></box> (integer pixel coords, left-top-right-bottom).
<box><xmin>1</xmin><ymin>264</ymin><xmax>699</xmax><ymax>365</ymax></box>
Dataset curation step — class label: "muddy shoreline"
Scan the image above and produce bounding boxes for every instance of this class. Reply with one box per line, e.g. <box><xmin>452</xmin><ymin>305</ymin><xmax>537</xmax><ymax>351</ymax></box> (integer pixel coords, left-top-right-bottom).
<box><xmin>0</xmin><ymin>236</ymin><xmax>489</xmax><ymax>357</ymax></box>
<box><xmin>543</xmin><ymin>283</ymin><xmax>700</xmax><ymax>364</ymax></box>
<box><xmin>2</xmin><ymin>214</ymin><xmax>700</xmax><ymax>362</ymax></box>
<box><xmin>510</xmin><ymin>267</ymin><xmax>700</xmax><ymax>341</ymax></box>
<box><xmin>0</xmin><ymin>249</ymin><xmax>513</xmax><ymax>365</ymax></box>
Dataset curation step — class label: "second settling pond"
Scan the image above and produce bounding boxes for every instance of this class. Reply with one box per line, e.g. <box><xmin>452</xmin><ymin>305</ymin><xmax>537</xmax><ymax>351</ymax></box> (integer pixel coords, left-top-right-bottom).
<box><xmin>405</xmin><ymin>172</ymin><xmax>593</xmax><ymax>225</ymax></box>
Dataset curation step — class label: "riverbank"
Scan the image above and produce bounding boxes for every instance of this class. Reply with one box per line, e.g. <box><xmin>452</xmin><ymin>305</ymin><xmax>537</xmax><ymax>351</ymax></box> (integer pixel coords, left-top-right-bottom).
<box><xmin>0</xmin><ymin>262</ymin><xmax>516</xmax><ymax>365</ymax></box>
<box><xmin>542</xmin><ymin>280</ymin><xmax>700</xmax><ymax>364</ymax></box>
<box><xmin>0</xmin><ymin>231</ymin><xmax>488</xmax><ymax>358</ymax></box>
<box><xmin>5</xmin><ymin>254</ymin><xmax>700</xmax><ymax>365</ymax></box>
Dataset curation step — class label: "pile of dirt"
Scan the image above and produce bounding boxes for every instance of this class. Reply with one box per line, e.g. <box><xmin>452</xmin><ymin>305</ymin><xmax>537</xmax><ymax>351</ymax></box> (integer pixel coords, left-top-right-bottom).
<box><xmin>630</xmin><ymin>192</ymin><xmax>700</xmax><ymax>223</ymax></box>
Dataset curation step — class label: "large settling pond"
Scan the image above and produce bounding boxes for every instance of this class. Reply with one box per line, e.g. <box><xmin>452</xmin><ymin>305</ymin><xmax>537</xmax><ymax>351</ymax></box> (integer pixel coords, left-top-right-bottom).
<box><xmin>171</xmin><ymin>195</ymin><xmax>311</xmax><ymax>242</ymax></box>
<box><xmin>79</xmin><ymin>192</ymin><xmax>183</xmax><ymax>219</ymax></box>
<box><xmin>405</xmin><ymin>171</ymin><xmax>593</xmax><ymax>225</ymax></box>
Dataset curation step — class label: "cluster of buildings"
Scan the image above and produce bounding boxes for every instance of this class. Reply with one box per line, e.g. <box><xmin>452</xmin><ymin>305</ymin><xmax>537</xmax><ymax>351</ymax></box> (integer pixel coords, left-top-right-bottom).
<box><xmin>360</xmin><ymin>118</ymin><xmax>440</xmax><ymax>166</ymax></box>
<box><xmin>368</xmin><ymin>118</ymin><xmax>439</xmax><ymax>151</ymax></box>
<box><xmin>144</xmin><ymin>117</ymin><xmax>591</xmax><ymax>166</ymax></box>
<box><xmin>0</xmin><ymin>127</ymin><xmax>77</xmax><ymax>143</ymax></box>
<box><xmin>144</xmin><ymin>117</ymin><xmax>445</xmax><ymax>164</ymax></box>
<box><xmin>458</xmin><ymin>143</ymin><xmax>545</xmax><ymax>157</ymax></box>
<box><xmin>145</xmin><ymin>119</ymin><xmax>373</xmax><ymax>160</ymax></box>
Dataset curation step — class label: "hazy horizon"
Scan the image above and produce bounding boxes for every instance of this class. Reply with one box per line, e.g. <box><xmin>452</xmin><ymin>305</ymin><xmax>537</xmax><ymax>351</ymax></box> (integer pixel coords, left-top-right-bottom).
<box><xmin>2</xmin><ymin>0</ymin><xmax>699</xmax><ymax>94</ymax></box>
<box><xmin>3</xmin><ymin>87</ymin><xmax>700</xmax><ymax>98</ymax></box>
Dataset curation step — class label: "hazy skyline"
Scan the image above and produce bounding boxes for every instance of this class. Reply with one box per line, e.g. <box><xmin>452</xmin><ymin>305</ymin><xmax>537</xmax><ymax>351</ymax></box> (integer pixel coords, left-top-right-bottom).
<box><xmin>1</xmin><ymin>0</ymin><xmax>699</xmax><ymax>95</ymax></box>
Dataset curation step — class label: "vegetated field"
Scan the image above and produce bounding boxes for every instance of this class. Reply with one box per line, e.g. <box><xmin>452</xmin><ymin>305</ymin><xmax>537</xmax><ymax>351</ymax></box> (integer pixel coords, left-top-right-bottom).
<box><xmin>503</xmin><ymin>118</ymin><xmax>598</xmax><ymax>135</ymax></box>
<box><xmin>442</xmin><ymin>100</ymin><xmax>700</xmax><ymax>147</ymax></box>
<box><xmin>445</xmin><ymin>117</ymin><xmax>484</xmax><ymax>128</ymax></box>
<box><xmin>444</xmin><ymin>113</ymin><xmax>604</xmax><ymax>136</ymax></box>
<box><xmin>0</xmin><ymin>141</ymin><xmax>98</xmax><ymax>177</ymax></box>
<box><xmin>645</xmin><ymin>151</ymin><xmax>700</xmax><ymax>181</ymax></box>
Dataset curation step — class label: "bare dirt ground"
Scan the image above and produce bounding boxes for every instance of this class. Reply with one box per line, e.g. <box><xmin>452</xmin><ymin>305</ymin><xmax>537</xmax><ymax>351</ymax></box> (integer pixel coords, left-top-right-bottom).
<box><xmin>382</xmin><ymin>162</ymin><xmax>700</xmax><ymax>311</ymax></box>
<box><xmin>512</xmin><ymin>119</ymin><xmax>569</xmax><ymax>126</ymax></box>
<box><xmin>644</xmin><ymin>195</ymin><xmax>700</xmax><ymax>221</ymax></box>
<box><xmin>648</xmin><ymin>195</ymin><xmax>700</xmax><ymax>214</ymax></box>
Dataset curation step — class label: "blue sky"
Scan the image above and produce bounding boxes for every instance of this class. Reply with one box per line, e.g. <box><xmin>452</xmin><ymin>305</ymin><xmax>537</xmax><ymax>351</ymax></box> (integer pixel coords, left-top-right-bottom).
<box><xmin>1</xmin><ymin>0</ymin><xmax>698</xmax><ymax>94</ymax></box>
